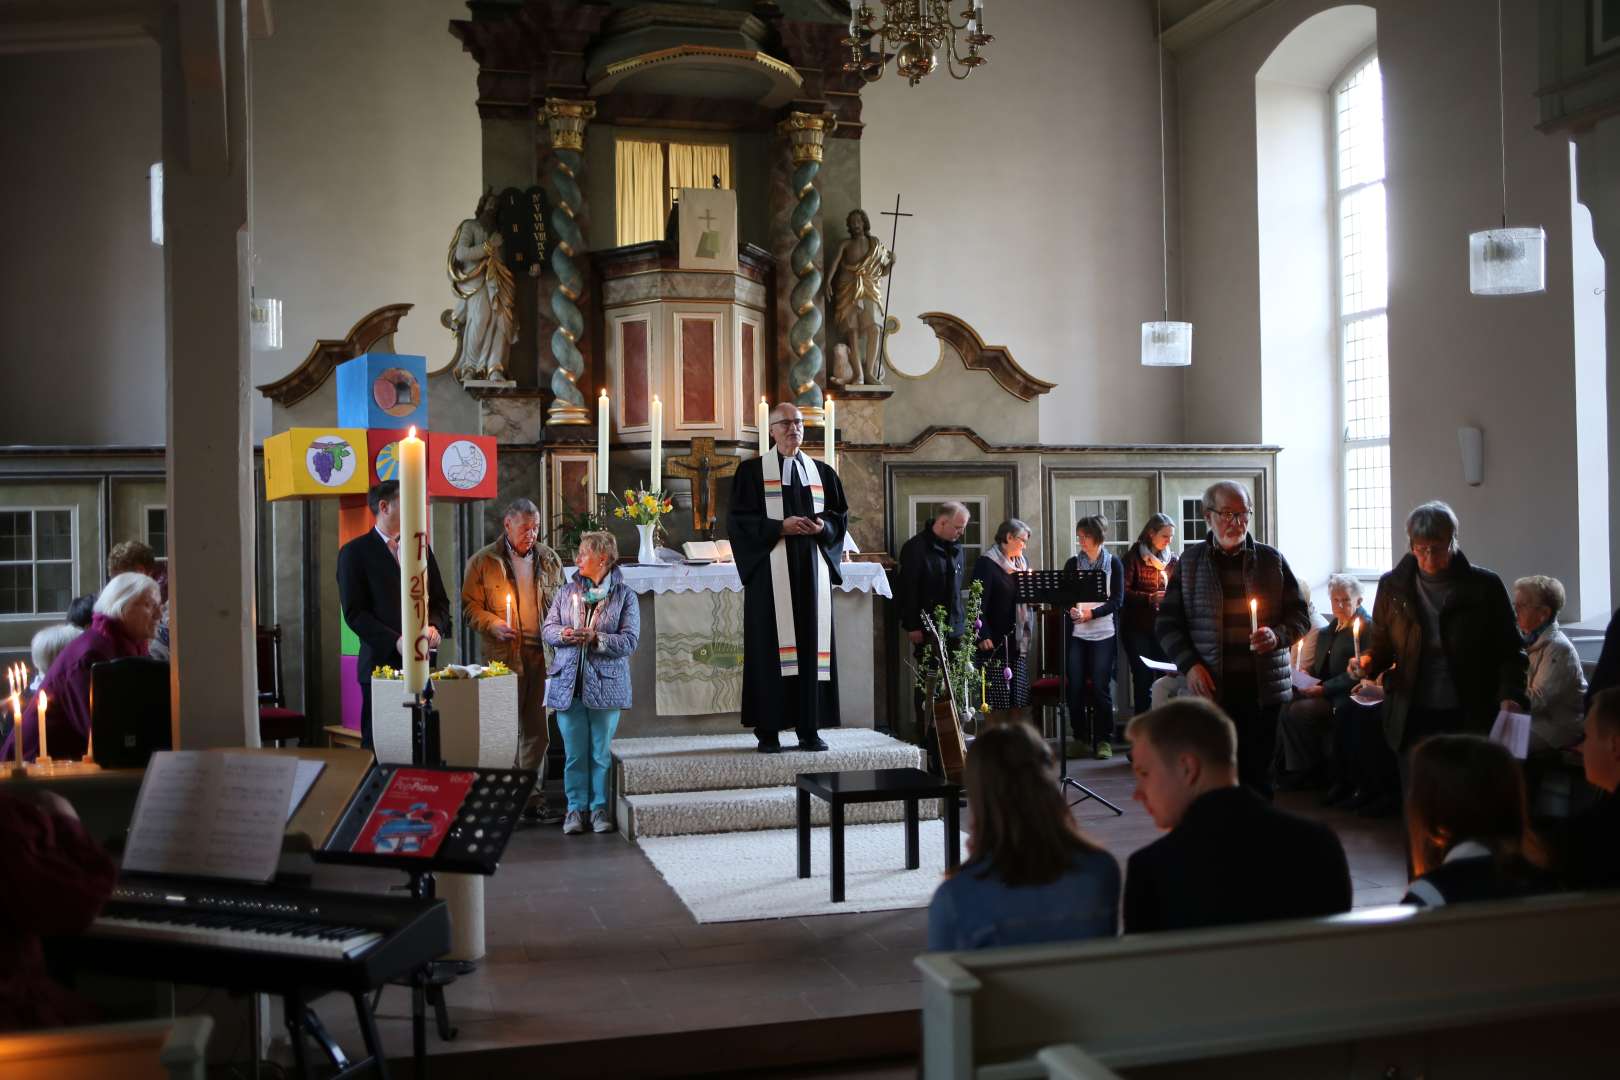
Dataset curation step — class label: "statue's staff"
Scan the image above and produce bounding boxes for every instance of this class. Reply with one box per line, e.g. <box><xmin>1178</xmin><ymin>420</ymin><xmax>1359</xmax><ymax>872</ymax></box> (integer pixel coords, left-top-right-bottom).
<box><xmin>874</xmin><ymin>193</ymin><xmax>913</xmax><ymax>384</ymax></box>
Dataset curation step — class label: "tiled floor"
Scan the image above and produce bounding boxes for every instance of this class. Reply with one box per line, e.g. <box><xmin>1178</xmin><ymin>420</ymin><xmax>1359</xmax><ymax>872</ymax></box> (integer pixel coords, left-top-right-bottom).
<box><xmin>298</xmin><ymin>754</ymin><xmax>1405</xmax><ymax>1062</ymax></box>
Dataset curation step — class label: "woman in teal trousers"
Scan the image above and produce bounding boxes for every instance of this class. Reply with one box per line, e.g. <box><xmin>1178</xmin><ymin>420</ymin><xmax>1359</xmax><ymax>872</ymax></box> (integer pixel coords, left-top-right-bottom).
<box><xmin>542</xmin><ymin>530</ymin><xmax>640</xmax><ymax>835</ymax></box>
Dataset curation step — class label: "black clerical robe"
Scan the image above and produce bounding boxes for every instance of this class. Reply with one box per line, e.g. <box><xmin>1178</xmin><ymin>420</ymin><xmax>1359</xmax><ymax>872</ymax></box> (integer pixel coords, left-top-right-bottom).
<box><xmin>726</xmin><ymin>452</ymin><xmax>849</xmax><ymax>738</ymax></box>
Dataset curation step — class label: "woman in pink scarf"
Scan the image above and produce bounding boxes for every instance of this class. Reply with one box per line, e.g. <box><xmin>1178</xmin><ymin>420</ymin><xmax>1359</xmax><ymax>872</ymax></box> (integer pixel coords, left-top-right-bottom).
<box><xmin>1</xmin><ymin>573</ymin><xmax>161</xmax><ymax>763</ymax></box>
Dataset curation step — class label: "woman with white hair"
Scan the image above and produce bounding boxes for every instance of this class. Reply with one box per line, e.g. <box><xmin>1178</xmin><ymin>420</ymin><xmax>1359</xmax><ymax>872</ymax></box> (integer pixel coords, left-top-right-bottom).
<box><xmin>27</xmin><ymin>624</ymin><xmax>84</xmax><ymax>694</ymax></box>
<box><xmin>0</xmin><ymin>572</ymin><xmax>162</xmax><ymax>763</ymax></box>
<box><xmin>1512</xmin><ymin>575</ymin><xmax>1587</xmax><ymax>752</ymax></box>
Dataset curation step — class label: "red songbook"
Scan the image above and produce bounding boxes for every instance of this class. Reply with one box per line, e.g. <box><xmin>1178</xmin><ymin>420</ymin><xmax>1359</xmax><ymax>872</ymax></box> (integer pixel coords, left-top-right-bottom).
<box><xmin>350</xmin><ymin>768</ymin><xmax>477</xmax><ymax>858</ymax></box>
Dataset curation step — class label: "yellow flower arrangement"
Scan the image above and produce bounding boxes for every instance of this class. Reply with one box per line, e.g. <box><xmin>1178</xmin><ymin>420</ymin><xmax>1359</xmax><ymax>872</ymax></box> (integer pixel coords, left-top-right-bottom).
<box><xmin>372</xmin><ymin>660</ymin><xmax>513</xmax><ymax>681</ymax></box>
<box><xmin>611</xmin><ymin>485</ymin><xmax>673</xmax><ymax>526</ymax></box>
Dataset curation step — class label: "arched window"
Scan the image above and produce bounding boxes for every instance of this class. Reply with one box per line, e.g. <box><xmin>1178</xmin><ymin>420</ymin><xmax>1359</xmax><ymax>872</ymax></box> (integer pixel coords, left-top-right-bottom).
<box><xmin>1332</xmin><ymin>53</ymin><xmax>1391</xmax><ymax>573</ymax></box>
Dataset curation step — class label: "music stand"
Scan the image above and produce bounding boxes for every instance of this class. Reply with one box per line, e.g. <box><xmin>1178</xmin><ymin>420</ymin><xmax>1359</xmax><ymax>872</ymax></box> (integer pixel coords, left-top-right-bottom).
<box><xmin>1013</xmin><ymin>570</ymin><xmax>1125</xmax><ymax>815</ymax></box>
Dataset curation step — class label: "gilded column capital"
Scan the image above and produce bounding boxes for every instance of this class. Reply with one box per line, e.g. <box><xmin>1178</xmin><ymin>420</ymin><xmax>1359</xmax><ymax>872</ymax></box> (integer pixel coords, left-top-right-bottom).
<box><xmin>543</xmin><ymin>98</ymin><xmax>598</xmax><ymax>152</ymax></box>
<box><xmin>777</xmin><ymin>110</ymin><xmax>839</xmax><ymax>165</ymax></box>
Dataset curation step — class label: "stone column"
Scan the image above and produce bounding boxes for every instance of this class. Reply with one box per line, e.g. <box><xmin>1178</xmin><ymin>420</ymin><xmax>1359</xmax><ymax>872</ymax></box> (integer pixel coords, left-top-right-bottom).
<box><xmin>159</xmin><ymin>0</ymin><xmax>258</xmax><ymax>748</ymax></box>
<box><xmin>543</xmin><ymin>98</ymin><xmax>597</xmax><ymax>427</ymax></box>
<box><xmin>777</xmin><ymin>111</ymin><xmax>838</xmax><ymax>422</ymax></box>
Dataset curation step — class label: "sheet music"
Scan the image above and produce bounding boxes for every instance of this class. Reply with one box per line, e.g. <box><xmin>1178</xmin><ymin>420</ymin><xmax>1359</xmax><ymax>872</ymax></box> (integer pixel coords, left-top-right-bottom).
<box><xmin>287</xmin><ymin>759</ymin><xmax>326</xmax><ymax>820</ymax></box>
<box><xmin>1291</xmin><ymin>668</ymin><xmax>1321</xmax><ymax>691</ymax></box>
<box><xmin>123</xmin><ymin>751</ymin><xmax>298</xmax><ymax>883</ymax></box>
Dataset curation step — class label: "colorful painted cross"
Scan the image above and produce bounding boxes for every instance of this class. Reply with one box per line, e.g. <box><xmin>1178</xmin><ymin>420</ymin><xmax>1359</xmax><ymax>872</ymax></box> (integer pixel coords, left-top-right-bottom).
<box><xmin>262</xmin><ymin>353</ymin><xmax>498</xmax><ymax>734</ymax></box>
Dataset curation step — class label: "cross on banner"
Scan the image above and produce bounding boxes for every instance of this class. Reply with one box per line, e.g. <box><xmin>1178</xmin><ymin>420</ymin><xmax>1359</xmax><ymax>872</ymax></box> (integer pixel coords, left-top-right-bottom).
<box><xmin>664</xmin><ymin>437</ymin><xmax>741</xmax><ymax>538</ymax></box>
<box><xmin>876</xmin><ymin>193</ymin><xmax>914</xmax><ymax>384</ymax></box>
<box><xmin>698</xmin><ymin>208</ymin><xmax>717</xmax><ymax>231</ymax></box>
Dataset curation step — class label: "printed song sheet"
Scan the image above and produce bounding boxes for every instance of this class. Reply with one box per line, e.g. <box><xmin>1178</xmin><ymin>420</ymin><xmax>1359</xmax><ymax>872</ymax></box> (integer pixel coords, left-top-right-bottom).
<box><xmin>123</xmin><ymin>751</ymin><xmax>299</xmax><ymax>883</ymax></box>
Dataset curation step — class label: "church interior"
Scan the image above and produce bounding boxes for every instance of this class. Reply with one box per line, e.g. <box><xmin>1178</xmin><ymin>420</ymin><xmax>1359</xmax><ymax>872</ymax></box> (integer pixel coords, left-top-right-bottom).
<box><xmin>3</xmin><ymin>0</ymin><xmax>1620</xmax><ymax>1076</ymax></box>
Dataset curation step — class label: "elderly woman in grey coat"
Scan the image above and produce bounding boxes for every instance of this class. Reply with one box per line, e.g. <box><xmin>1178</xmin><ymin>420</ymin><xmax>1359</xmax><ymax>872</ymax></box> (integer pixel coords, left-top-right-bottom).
<box><xmin>1513</xmin><ymin>575</ymin><xmax>1587</xmax><ymax>752</ymax></box>
<box><xmin>543</xmin><ymin>531</ymin><xmax>641</xmax><ymax>835</ymax></box>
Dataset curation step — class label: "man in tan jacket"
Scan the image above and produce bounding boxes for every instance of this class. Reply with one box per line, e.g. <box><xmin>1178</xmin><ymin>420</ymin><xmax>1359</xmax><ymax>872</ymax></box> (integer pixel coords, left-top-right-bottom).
<box><xmin>463</xmin><ymin>498</ymin><xmax>564</xmax><ymax>822</ymax></box>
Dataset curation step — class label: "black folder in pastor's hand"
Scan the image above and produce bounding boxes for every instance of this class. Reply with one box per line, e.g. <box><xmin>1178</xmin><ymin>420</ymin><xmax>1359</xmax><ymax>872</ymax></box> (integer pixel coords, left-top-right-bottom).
<box><xmin>312</xmin><ymin>762</ymin><xmax>537</xmax><ymax>875</ymax></box>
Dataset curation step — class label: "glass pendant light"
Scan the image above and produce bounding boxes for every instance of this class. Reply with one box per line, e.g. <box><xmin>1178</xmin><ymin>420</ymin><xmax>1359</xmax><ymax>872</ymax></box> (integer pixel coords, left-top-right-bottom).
<box><xmin>1469</xmin><ymin>0</ymin><xmax>1545</xmax><ymax>296</ymax></box>
<box><xmin>1143</xmin><ymin>0</ymin><xmax>1191</xmax><ymax>366</ymax></box>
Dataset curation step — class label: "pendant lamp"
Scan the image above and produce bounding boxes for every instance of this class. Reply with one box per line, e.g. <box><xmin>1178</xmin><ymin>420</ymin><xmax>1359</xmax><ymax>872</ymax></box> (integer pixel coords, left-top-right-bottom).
<box><xmin>1142</xmin><ymin>0</ymin><xmax>1191</xmax><ymax>366</ymax></box>
<box><xmin>1469</xmin><ymin>0</ymin><xmax>1545</xmax><ymax>296</ymax></box>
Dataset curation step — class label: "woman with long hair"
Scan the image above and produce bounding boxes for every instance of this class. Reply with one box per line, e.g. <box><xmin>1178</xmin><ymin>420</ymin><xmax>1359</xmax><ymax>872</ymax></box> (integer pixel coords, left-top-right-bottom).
<box><xmin>927</xmin><ymin>722</ymin><xmax>1119</xmax><ymax>950</ymax></box>
<box><xmin>1121</xmin><ymin>513</ymin><xmax>1177</xmax><ymax>717</ymax></box>
<box><xmin>1402</xmin><ymin>734</ymin><xmax>1551</xmax><ymax>907</ymax></box>
<box><xmin>969</xmin><ymin>519</ymin><xmax>1036</xmax><ymax>728</ymax></box>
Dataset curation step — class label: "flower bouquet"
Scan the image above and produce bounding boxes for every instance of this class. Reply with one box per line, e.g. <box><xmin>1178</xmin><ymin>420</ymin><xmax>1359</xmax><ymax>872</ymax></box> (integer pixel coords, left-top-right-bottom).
<box><xmin>611</xmin><ymin>487</ymin><xmax>674</xmax><ymax>563</ymax></box>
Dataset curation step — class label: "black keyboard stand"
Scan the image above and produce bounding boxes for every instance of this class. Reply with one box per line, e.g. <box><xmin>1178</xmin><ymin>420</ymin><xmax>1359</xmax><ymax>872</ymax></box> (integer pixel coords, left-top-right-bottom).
<box><xmin>285</xmin><ymin>989</ymin><xmax>387</xmax><ymax>1079</ymax></box>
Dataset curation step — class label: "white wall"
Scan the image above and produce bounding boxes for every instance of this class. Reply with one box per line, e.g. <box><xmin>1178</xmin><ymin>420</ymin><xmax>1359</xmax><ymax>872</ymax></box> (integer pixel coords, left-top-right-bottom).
<box><xmin>0</xmin><ymin>0</ymin><xmax>480</xmax><ymax>446</ymax></box>
<box><xmin>248</xmin><ymin>0</ymin><xmax>481</xmax><ymax>439</ymax></box>
<box><xmin>1256</xmin><ymin>75</ymin><xmax>1339</xmax><ymax>595</ymax></box>
<box><xmin>1180</xmin><ymin>0</ymin><xmax>1587</xmax><ymax>614</ymax></box>
<box><xmin>860</xmin><ymin>0</ymin><xmax>1184</xmax><ymax>444</ymax></box>
<box><xmin>1571</xmin><ymin>141</ymin><xmax>1611</xmax><ymax>624</ymax></box>
<box><xmin>0</xmin><ymin>44</ymin><xmax>164</xmax><ymax>446</ymax></box>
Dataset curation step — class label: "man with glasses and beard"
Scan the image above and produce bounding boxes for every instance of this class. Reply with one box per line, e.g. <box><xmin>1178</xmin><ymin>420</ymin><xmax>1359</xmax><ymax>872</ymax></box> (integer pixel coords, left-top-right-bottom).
<box><xmin>1156</xmin><ymin>481</ymin><xmax>1310</xmax><ymax>797</ymax></box>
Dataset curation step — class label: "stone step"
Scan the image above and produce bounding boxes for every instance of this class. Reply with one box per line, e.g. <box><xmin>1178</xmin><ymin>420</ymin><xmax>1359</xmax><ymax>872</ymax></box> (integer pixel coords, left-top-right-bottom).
<box><xmin>620</xmin><ymin>785</ymin><xmax>943</xmax><ymax>840</ymax></box>
<box><xmin>611</xmin><ymin>728</ymin><xmax>924</xmax><ymax>797</ymax></box>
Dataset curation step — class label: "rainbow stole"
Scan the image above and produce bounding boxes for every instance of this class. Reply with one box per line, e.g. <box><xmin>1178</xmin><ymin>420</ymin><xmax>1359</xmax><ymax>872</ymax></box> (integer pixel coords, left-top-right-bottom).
<box><xmin>761</xmin><ymin>449</ymin><xmax>832</xmax><ymax>680</ymax></box>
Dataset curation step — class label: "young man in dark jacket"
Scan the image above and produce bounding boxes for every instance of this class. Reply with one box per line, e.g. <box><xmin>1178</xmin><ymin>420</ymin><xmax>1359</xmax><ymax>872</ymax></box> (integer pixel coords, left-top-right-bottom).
<box><xmin>1124</xmin><ymin>698</ymin><xmax>1351</xmax><ymax>933</ymax></box>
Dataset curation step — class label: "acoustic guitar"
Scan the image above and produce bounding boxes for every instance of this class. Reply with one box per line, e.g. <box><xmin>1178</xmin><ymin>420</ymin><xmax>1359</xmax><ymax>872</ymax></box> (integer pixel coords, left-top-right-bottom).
<box><xmin>921</xmin><ymin>612</ymin><xmax>968</xmax><ymax>784</ymax></box>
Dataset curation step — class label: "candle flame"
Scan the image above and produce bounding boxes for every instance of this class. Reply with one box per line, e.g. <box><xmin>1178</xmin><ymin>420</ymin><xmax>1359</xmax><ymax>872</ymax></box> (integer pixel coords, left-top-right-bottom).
<box><xmin>652</xmin><ymin>394</ymin><xmax>660</xmax><ymax>404</ymax></box>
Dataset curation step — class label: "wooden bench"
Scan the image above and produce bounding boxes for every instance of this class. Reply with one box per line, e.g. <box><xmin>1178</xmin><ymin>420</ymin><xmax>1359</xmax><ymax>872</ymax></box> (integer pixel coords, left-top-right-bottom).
<box><xmin>0</xmin><ymin>1016</ymin><xmax>211</xmax><ymax>1080</ymax></box>
<box><xmin>323</xmin><ymin>723</ymin><xmax>363</xmax><ymax>750</ymax></box>
<box><xmin>917</xmin><ymin>892</ymin><xmax>1620</xmax><ymax>1079</ymax></box>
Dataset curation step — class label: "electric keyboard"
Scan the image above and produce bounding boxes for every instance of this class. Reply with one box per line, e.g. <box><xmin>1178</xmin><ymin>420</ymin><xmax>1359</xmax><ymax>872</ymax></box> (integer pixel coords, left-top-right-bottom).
<box><xmin>57</xmin><ymin>875</ymin><xmax>451</xmax><ymax>995</ymax></box>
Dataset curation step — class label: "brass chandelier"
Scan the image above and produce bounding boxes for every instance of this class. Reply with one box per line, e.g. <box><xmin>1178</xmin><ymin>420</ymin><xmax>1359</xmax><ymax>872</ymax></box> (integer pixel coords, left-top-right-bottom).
<box><xmin>844</xmin><ymin>1</ymin><xmax>993</xmax><ymax>85</ymax></box>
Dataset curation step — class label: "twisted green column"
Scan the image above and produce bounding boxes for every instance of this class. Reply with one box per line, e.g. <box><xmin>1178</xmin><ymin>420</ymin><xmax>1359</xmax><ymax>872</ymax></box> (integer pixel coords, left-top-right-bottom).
<box><xmin>777</xmin><ymin>112</ymin><xmax>838</xmax><ymax>419</ymax></box>
<box><xmin>544</xmin><ymin>98</ymin><xmax>596</xmax><ymax>425</ymax></box>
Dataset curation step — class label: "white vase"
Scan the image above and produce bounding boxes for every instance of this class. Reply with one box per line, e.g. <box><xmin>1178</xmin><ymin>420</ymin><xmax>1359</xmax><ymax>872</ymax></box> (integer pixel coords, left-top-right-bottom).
<box><xmin>636</xmin><ymin>522</ymin><xmax>658</xmax><ymax>564</ymax></box>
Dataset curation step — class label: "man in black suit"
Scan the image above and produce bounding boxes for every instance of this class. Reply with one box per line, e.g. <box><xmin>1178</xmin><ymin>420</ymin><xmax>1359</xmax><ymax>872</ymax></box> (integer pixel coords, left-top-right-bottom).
<box><xmin>337</xmin><ymin>480</ymin><xmax>452</xmax><ymax>749</ymax></box>
<box><xmin>1123</xmin><ymin>697</ymin><xmax>1352</xmax><ymax>934</ymax></box>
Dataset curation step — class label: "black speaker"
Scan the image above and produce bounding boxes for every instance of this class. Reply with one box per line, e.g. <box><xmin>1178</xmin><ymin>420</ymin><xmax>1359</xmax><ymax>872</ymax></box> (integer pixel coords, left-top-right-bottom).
<box><xmin>90</xmin><ymin>657</ymin><xmax>172</xmax><ymax>769</ymax></box>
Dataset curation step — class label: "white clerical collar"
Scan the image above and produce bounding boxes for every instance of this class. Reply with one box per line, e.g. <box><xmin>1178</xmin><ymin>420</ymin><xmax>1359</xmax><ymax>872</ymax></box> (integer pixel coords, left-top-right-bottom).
<box><xmin>777</xmin><ymin>449</ymin><xmax>813</xmax><ymax>486</ymax></box>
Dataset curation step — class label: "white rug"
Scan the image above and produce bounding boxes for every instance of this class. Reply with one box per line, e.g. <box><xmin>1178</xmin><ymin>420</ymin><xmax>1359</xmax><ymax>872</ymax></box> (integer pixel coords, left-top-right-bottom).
<box><xmin>638</xmin><ymin>819</ymin><xmax>963</xmax><ymax>922</ymax></box>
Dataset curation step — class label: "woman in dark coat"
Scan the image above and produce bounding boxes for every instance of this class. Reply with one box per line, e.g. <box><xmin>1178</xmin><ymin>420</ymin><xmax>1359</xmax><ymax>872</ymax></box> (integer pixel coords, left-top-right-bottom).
<box><xmin>970</xmin><ymin>519</ymin><xmax>1035</xmax><ymax>726</ymax></box>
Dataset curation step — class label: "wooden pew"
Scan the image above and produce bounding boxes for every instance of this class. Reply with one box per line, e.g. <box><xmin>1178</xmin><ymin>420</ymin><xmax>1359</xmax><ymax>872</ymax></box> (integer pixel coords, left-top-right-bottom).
<box><xmin>917</xmin><ymin>893</ymin><xmax>1620</xmax><ymax>1079</ymax></box>
<box><xmin>0</xmin><ymin>1016</ymin><xmax>211</xmax><ymax>1080</ymax></box>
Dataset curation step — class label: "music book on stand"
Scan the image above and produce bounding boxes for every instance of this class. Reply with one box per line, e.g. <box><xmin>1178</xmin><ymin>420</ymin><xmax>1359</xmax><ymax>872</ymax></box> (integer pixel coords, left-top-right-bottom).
<box><xmin>122</xmin><ymin>751</ymin><xmax>302</xmax><ymax>884</ymax></box>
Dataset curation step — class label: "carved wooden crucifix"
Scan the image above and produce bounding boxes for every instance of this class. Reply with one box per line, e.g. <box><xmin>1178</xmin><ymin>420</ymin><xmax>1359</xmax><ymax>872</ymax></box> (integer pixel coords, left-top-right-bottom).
<box><xmin>663</xmin><ymin>437</ymin><xmax>741</xmax><ymax>538</ymax></box>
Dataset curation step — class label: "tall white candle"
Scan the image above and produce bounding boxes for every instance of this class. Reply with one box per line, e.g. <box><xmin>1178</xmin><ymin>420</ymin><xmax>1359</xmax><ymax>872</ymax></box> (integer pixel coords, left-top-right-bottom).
<box><xmin>36</xmin><ymin>688</ymin><xmax>48</xmax><ymax>762</ymax></box>
<box><xmin>1248</xmin><ymin>597</ymin><xmax>1258</xmax><ymax>635</ymax></box>
<box><xmin>650</xmin><ymin>395</ymin><xmax>663</xmax><ymax>492</ymax></box>
<box><xmin>597</xmin><ymin>389</ymin><xmax>610</xmax><ymax>494</ymax></box>
<box><xmin>757</xmin><ymin>397</ymin><xmax>769</xmax><ymax>457</ymax></box>
<box><xmin>824</xmin><ymin>394</ymin><xmax>836</xmax><ymax>470</ymax></box>
<box><xmin>506</xmin><ymin>591</ymin><xmax>514</xmax><ymax>630</ymax></box>
<box><xmin>399</xmin><ymin>426</ymin><xmax>430</xmax><ymax>694</ymax></box>
<box><xmin>1352</xmin><ymin>616</ymin><xmax>1361</xmax><ymax>658</ymax></box>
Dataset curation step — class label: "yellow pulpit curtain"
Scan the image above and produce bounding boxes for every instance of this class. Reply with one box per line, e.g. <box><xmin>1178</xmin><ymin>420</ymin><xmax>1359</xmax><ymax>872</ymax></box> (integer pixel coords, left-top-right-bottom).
<box><xmin>615</xmin><ymin>139</ymin><xmax>733</xmax><ymax>247</ymax></box>
<box><xmin>667</xmin><ymin>142</ymin><xmax>732</xmax><ymax>210</ymax></box>
<box><xmin>615</xmin><ymin>139</ymin><xmax>664</xmax><ymax>247</ymax></box>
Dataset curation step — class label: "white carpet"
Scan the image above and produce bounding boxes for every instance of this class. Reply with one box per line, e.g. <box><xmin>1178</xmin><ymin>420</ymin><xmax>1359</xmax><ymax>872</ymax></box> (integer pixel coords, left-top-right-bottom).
<box><xmin>638</xmin><ymin>819</ymin><xmax>962</xmax><ymax>922</ymax></box>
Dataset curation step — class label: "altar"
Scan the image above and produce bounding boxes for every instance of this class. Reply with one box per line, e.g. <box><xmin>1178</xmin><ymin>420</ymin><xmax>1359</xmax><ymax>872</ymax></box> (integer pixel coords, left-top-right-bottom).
<box><xmin>612</xmin><ymin>560</ymin><xmax>891</xmax><ymax>738</ymax></box>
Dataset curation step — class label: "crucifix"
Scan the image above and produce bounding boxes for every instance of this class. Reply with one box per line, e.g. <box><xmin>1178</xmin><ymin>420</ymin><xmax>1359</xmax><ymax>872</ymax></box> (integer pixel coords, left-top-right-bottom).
<box><xmin>664</xmin><ymin>437</ymin><xmax>741</xmax><ymax>538</ymax></box>
<box><xmin>875</xmin><ymin>193</ymin><xmax>914</xmax><ymax>384</ymax></box>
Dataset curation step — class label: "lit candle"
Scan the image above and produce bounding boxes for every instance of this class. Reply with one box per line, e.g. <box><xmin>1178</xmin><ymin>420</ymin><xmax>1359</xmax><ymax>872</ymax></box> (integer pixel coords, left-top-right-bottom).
<box><xmin>650</xmin><ymin>394</ymin><xmax>663</xmax><ymax>493</ymax></box>
<box><xmin>1293</xmin><ymin>640</ymin><xmax>1302</xmax><ymax>671</ymax></box>
<box><xmin>84</xmin><ymin>724</ymin><xmax>93</xmax><ymax>765</ymax></box>
<box><xmin>399</xmin><ymin>426</ymin><xmax>430</xmax><ymax>694</ymax></box>
<box><xmin>1352</xmin><ymin>616</ymin><xmax>1361</xmax><ymax>659</ymax></box>
<box><xmin>824</xmin><ymin>394</ymin><xmax>836</xmax><ymax>470</ymax></box>
<box><xmin>36</xmin><ymin>688</ymin><xmax>49</xmax><ymax>763</ymax></box>
<box><xmin>506</xmin><ymin>591</ymin><xmax>514</xmax><ymax>630</ymax></box>
<box><xmin>980</xmin><ymin>666</ymin><xmax>987</xmax><ymax>710</ymax></box>
<box><xmin>757</xmin><ymin>397</ymin><xmax>770</xmax><ymax>457</ymax></box>
<box><xmin>8</xmin><ymin>663</ymin><xmax>23</xmax><ymax>771</ymax></box>
<box><xmin>1248</xmin><ymin>597</ymin><xmax>1258</xmax><ymax>635</ymax></box>
<box><xmin>597</xmin><ymin>389</ymin><xmax>610</xmax><ymax>494</ymax></box>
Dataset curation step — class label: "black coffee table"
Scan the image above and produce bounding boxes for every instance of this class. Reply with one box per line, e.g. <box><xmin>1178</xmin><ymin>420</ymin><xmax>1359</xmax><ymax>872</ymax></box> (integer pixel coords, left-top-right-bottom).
<box><xmin>795</xmin><ymin>768</ymin><xmax>961</xmax><ymax>903</ymax></box>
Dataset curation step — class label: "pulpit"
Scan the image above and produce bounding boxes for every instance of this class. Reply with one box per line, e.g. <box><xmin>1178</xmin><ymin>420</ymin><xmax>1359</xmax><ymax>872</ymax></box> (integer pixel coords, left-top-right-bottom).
<box><xmin>598</xmin><ymin>242</ymin><xmax>772</xmax><ymax>453</ymax></box>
